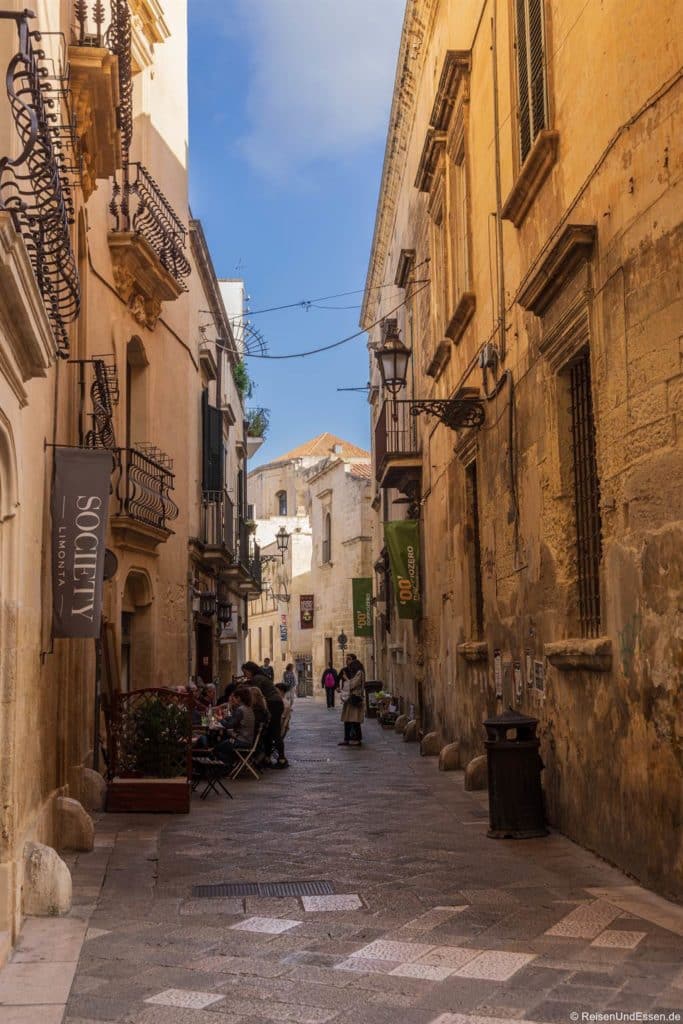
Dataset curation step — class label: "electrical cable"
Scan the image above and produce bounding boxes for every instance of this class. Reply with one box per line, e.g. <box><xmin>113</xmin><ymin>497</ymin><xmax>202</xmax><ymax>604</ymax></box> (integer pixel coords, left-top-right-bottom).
<box><xmin>245</xmin><ymin>282</ymin><xmax>430</xmax><ymax>360</ymax></box>
<box><xmin>240</xmin><ymin>258</ymin><xmax>430</xmax><ymax>316</ymax></box>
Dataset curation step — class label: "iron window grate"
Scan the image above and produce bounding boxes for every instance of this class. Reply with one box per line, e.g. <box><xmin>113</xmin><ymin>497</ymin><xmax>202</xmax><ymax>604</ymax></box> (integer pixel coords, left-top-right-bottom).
<box><xmin>569</xmin><ymin>349</ymin><xmax>603</xmax><ymax>637</ymax></box>
<box><xmin>192</xmin><ymin>880</ymin><xmax>335</xmax><ymax>898</ymax></box>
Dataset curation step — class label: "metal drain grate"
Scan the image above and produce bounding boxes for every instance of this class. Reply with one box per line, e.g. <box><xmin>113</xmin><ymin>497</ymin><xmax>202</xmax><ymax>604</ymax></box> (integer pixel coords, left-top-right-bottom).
<box><xmin>192</xmin><ymin>880</ymin><xmax>335</xmax><ymax>898</ymax></box>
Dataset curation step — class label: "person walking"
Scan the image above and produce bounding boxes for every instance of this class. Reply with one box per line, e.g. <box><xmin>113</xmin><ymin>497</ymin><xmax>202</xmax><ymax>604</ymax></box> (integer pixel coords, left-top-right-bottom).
<box><xmin>261</xmin><ymin>657</ymin><xmax>275</xmax><ymax>681</ymax></box>
<box><xmin>338</xmin><ymin>654</ymin><xmax>365</xmax><ymax>747</ymax></box>
<box><xmin>321</xmin><ymin>662</ymin><xmax>339</xmax><ymax>709</ymax></box>
<box><xmin>242</xmin><ymin>661</ymin><xmax>288</xmax><ymax>768</ymax></box>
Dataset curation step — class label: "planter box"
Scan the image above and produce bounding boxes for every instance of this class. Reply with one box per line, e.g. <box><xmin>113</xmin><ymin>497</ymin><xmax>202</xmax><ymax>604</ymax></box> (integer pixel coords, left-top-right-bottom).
<box><xmin>106</xmin><ymin>777</ymin><xmax>190</xmax><ymax>813</ymax></box>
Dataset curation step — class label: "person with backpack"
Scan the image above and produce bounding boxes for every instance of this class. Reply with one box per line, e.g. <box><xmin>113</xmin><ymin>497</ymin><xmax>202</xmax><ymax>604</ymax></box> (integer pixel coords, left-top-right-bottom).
<box><xmin>339</xmin><ymin>654</ymin><xmax>365</xmax><ymax>746</ymax></box>
<box><xmin>321</xmin><ymin>662</ymin><xmax>339</xmax><ymax>709</ymax></box>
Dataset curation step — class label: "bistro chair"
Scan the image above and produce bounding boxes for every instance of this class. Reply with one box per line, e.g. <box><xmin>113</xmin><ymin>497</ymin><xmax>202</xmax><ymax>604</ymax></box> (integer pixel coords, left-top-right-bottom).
<box><xmin>230</xmin><ymin>724</ymin><xmax>264</xmax><ymax>781</ymax></box>
<box><xmin>191</xmin><ymin>752</ymin><xmax>233</xmax><ymax>800</ymax></box>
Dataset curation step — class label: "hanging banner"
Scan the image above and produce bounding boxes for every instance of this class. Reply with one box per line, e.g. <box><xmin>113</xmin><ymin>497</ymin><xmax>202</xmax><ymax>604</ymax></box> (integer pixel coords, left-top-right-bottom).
<box><xmin>352</xmin><ymin>578</ymin><xmax>374</xmax><ymax>637</ymax></box>
<box><xmin>52</xmin><ymin>448</ymin><xmax>112</xmax><ymax>638</ymax></box>
<box><xmin>300</xmin><ymin>594</ymin><xmax>314</xmax><ymax>629</ymax></box>
<box><xmin>279</xmin><ymin>613</ymin><xmax>288</xmax><ymax>642</ymax></box>
<box><xmin>384</xmin><ymin>520</ymin><xmax>421</xmax><ymax>620</ymax></box>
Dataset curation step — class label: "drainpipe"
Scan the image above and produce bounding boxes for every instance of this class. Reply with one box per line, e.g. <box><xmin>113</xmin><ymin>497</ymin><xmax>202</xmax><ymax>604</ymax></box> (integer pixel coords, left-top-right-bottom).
<box><xmin>491</xmin><ymin>4</ymin><xmax>507</xmax><ymax>361</ymax></box>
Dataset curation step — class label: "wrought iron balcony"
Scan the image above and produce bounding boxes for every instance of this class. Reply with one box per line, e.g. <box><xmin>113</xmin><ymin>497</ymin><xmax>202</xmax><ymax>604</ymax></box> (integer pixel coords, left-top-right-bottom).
<box><xmin>199</xmin><ymin>489</ymin><xmax>235</xmax><ymax>562</ymax></box>
<box><xmin>114</xmin><ymin>444</ymin><xmax>178</xmax><ymax>537</ymax></box>
<box><xmin>110</xmin><ymin>162</ymin><xmax>191</xmax><ymax>288</ymax></box>
<box><xmin>0</xmin><ymin>10</ymin><xmax>80</xmax><ymax>356</ymax></box>
<box><xmin>375</xmin><ymin>399</ymin><xmax>422</xmax><ymax>488</ymax></box>
<box><xmin>230</xmin><ymin>518</ymin><xmax>262</xmax><ymax>594</ymax></box>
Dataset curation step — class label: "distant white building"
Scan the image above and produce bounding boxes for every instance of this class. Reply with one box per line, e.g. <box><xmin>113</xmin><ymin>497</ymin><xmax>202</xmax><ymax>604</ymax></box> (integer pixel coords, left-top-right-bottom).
<box><xmin>247</xmin><ymin>434</ymin><xmax>375</xmax><ymax>690</ymax></box>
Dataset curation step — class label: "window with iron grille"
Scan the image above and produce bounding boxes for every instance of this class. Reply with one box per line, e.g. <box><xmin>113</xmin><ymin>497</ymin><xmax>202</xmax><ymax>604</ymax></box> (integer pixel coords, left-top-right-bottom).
<box><xmin>569</xmin><ymin>349</ymin><xmax>603</xmax><ymax>637</ymax></box>
<box><xmin>465</xmin><ymin>460</ymin><xmax>485</xmax><ymax>640</ymax></box>
<box><xmin>515</xmin><ymin>0</ymin><xmax>547</xmax><ymax>162</ymax></box>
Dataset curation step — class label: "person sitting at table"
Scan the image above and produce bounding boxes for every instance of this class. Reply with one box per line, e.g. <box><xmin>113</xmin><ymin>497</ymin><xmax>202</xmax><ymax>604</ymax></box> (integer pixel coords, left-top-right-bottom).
<box><xmin>250</xmin><ymin>686</ymin><xmax>270</xmax><ymax>769</ymax></box>
<box><xmin>218</xmin><ymin>681</ymin><xmax>237</xmax><ymax>706</ymax></box>
<box><xmin>213</xmin><ymin>686</ymin><xmax>255</xmax><ymax>765</ymax></box>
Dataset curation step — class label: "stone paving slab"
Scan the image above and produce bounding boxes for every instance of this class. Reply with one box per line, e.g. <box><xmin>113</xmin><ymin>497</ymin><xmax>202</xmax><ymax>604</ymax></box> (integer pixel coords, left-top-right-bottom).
<box><xmin>6</xmin><ymin>700</ymin><xmax>682</xmax><ymax>1024</ymax></box>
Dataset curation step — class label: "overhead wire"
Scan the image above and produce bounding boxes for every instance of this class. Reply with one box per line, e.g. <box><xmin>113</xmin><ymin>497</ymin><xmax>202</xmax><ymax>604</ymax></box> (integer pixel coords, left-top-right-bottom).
<box><xmin>245</xmin><ymin>281</ymin><xmax>430</xmax><ymax>360</ymax></box>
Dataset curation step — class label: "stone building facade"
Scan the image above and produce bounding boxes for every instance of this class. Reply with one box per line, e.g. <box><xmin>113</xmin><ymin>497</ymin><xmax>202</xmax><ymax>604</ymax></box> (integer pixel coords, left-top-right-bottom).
<box><xmin>0</xmin><ymin>0</ymin><xmax>261</xmax><ymax>961</ymax></box>
<box><xmin>248</xmin><ymin>435</ymin><xmax>374</xmax><ymax>687</ymax></box>
<box><xmin>363</xmin><ymin>0</ymin><xmax>682</xmax><ymax>897</ymax></box>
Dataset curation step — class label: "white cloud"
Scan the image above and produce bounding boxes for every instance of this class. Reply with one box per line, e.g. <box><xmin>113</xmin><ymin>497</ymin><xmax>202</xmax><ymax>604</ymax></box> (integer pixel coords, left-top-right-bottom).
<box><xmin>231</xmin><ymin>0</ymin><xmax>405</xmax><ymax>181</ymax></box>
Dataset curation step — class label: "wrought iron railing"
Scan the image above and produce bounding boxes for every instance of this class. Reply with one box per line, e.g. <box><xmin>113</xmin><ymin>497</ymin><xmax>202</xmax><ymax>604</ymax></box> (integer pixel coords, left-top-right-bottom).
<box><xmin>374</xmin><ymin>399</ymin><xmax>420</xmax><ymax>482</ymax></box>
<box><xmin>72</xmin><ymin>0</ymin><xmax>133</xmax><ymax>160</ymax></box>
<box><xmin>236</xmin><ymin>517</ymin><xmax>261</xmax><ymax>587</ymax></box>
<box><xmin>110</xmin><ymin>162</ymin><xmax>191</xmax><ymax>288</ymax></box>
<box><xmin>201</xmin><ymin>489</ymin><xmax>234</xmax><ymax>552</ymax></box>
<box><xmin>73</xmin><ymin>357</ymin><xmax>119</xmax><ymax>448</ymax></box>
<box><xmin>0</xmin><ymin>10</ymin><xmax>80</xmax><ymax>356</ymax></box>
<box><xmin>115</xmin><ymin>445</ymin><xmax>179</xmax><ymax>531</ymax></box>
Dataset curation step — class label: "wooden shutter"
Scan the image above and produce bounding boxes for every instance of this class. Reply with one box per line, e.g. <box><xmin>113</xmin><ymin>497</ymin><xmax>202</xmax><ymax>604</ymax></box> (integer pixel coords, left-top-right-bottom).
<box><xmin>515</xmin><ymin>0</ymin><xmax>532</xmax><ymax>161</ymax></box>
<box><xmin>516</xmin><ymin>0</ymin><xmax>546</xmax><ymax>162</ymax></box>
<box><xmin>528</xmin><ymin>0</ymin><xmax>546</xmax><ymax>142</ymax></box>
<box><xmin>201</xmin><ymin>389</ymin><xmax>223</xmax><ymax>492</ymax></box>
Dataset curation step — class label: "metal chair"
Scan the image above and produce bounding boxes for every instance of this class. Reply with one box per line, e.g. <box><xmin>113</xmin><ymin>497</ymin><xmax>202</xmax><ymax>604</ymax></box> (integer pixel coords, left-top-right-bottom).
<box><xmin>230</xmin><ymin>724</ymin><xmax>264</xmax><ymax>781</ymax></box>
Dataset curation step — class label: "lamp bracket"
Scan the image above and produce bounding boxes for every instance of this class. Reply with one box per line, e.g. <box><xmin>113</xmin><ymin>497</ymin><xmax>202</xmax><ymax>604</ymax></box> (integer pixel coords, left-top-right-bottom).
<box><xmin>409</xmin><ymin>389</ymin><xmax>485</xmax><ymax>431</ymax></box>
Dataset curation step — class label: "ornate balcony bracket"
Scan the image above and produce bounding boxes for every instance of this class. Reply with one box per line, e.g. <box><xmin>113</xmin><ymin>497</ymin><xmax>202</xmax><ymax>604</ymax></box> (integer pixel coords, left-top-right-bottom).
<box><xmin>108</xmin><ymin>231</ymin><xmax>183</xmax><ymax>329</ymax></box>
<box><xmin>69</xmin><ymin>47</ymin><xmax>122</xmax><ymax>198</ymax></box>
<box><xmin>409</xmin><ymin>388</ymin><xmax>485</xmax><ymax>432</ymax></box>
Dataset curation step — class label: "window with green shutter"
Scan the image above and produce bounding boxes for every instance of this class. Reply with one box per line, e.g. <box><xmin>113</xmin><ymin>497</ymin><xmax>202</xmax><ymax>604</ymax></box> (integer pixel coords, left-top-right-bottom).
<box><xmin>515</xmin><ymin>0</ymin><xmax>547</xmax><ymax>163</ymax></box>
<box><xmin>201</xmin><ymin>389</ymin><xmax>224</xmax><ymax>492</ymax></box>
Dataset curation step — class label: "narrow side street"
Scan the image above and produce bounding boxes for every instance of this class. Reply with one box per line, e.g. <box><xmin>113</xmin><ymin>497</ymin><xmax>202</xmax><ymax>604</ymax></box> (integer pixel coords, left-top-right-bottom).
<box><xmin>3</xmin><ymin>700</ymin><xmax>681</xmax><ymax>1024</ymax></box>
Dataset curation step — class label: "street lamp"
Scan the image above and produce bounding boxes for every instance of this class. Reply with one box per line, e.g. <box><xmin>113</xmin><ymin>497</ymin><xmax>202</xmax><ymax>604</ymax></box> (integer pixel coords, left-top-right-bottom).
<box><xmin>261</xmin><ymin>526</ymin><xmax>291</xmax><ymax>565</ymax></box>
<box><xmin>374</xmin><ymin>318</ymin><xmax>486</xmax><ymax>431</ymax></box>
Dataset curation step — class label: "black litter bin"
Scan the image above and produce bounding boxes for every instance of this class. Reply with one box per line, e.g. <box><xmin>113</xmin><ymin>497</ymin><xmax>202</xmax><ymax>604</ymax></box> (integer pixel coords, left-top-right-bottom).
<box><xmin>484</xmin><ymin>707</ymin><xmax>548</xmax><ymax>839</ymax></box>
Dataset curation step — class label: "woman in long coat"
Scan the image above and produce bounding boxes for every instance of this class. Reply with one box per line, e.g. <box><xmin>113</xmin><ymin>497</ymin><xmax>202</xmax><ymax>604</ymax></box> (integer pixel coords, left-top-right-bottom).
<box><xmin>339</xmin><ymin>655</ymin><xmax>365</xmax><ymax>746</ymax></box>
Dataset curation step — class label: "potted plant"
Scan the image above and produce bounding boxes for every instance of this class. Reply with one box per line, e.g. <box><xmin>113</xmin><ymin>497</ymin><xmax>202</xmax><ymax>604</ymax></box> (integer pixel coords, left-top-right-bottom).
<box><xmin>106</xmin><ymin>689</ymin><xmax>192</xmax><ymax>812</ymax></box>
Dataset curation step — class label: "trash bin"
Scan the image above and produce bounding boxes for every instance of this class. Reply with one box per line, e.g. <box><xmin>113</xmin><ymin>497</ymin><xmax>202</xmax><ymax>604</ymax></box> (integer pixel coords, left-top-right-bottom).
<box><xmin>364</xmin><ymin>681</ymin><xmax>382</xmax><ymax>718</ymax></box>
<box><xmin>484</xmin><ymin>707</ymin><xmax>548</xmax><ymax>839</ymax></box>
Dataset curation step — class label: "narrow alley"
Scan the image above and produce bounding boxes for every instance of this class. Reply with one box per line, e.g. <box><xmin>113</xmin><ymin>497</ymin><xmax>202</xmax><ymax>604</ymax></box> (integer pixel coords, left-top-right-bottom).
<box><xmin>3</xmin><ymin>700</ymin><xmax>681</xmax><ymax>1024</ymax></box>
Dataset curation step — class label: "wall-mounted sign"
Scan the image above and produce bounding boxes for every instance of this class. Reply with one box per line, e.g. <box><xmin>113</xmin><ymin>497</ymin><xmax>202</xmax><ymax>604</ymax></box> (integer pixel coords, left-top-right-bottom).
<box><xmin>219</xmin><ymin>616</ymin><xmax>239</xmax><ymax>642</ymax></box>
<box><xmin>384</xmin><ymin>520</ymin><xmax>421</xmax><ymax>620</ymax></box>
<box><xmin>279</xmin><ymin>613</ymin><xmax>288</xmax><ymax>642</ymax></box>
<box><xmin>52</xmin><ymin>448</ymin><xmax>112</xmax><ymax>638</ymax></box>
<box><xmin>352</xmin><ymin>578</ymin><xmax>373</xmax><ymax>637</ymax></box>
<box><xmin>493</xmin><ymin>649</ymin><xmax>503</xmax><ymax>699</ymax></box>
<box><xmin>300</xmin><ymin>594</ymin><xmax>314</xmax><ymax>629</ymax></box>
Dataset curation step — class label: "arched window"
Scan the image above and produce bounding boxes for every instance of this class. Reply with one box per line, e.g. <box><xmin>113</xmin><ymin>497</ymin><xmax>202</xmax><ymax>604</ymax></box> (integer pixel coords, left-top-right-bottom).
<box><xmin>322</xmin><ymin>511</ymin><xmax>332</xmax><ymax>564</ymax></box>
<box><xmin>276</xmin><ymin>490</ymin><xmax>287</xmax><ymax>516</ymax></box>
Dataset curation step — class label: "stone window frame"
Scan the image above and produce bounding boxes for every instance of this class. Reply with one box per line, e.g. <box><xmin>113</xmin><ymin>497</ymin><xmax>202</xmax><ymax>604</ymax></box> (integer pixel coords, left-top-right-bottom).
<box><xmin>517</xmin><ymin>223</ymin><xmax>612</xmax><ymax>669</ymax></box>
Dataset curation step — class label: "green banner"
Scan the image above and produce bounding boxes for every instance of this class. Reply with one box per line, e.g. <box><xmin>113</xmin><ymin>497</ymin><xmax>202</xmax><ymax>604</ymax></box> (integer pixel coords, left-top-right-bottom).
<box><xmin>384</xmin><ymin>520</ymin><xmax>421</xmax><ymax>620</ymax></box>
<box><xmin>352</xmin><ymin>578</ymin><xmax>373</xmax><ymax>637</ymax></box>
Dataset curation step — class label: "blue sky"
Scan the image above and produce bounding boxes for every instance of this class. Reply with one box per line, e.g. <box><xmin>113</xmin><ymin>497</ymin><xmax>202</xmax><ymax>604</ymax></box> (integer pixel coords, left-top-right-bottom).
<box><xmin>187</xmin><ymin>1</ymin><xmax>405</xmax><ymax>466</ymax></box>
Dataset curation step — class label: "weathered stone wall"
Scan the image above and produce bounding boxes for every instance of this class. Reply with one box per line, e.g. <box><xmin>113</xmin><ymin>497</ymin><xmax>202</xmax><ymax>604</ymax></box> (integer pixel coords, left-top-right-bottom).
<box><xmin>364</xmin><ymin>0</ymin><xmax>682</xmax><ymax>897</ymax></box>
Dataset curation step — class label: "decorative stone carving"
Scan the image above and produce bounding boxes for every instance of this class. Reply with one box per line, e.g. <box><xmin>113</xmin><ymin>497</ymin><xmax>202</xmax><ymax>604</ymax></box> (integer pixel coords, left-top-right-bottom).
<box><xmin>22</xmin><ymin>842</ymin><xmax>72</xmax><ymax>916</ymax></box>
<box><xmin>464</xmin><ymin>754</ymin><xmax>488</xmax><ymax>791</ymax></box>
<box><xmin>68</xmin><ymin>46</ymin><xmax>122</xmax><ymax>199</ymax></box>
<box><xmin>108</xmin><ymin>232</ymin><xmax>182</xmax><ymax>330</ymax></box>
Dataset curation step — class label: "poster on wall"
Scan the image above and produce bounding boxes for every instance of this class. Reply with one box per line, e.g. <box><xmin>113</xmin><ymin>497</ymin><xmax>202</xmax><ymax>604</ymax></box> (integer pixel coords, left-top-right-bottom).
<box><xmin>352</xmin><ymin>578</ymin><xmax>373</xmax><ymax>637</ymax></box>
<box><xmin>279</xmin><ymin>614</ymin><xmax>288</xmax><ymax>642</ymax></box>
<box><xmin>219</xmin><ymin>616</ymin><xmax>239</xmax><ymax>642</ymax></box>
<box><xmin>52</xmin><ymin>448</ymin><xmax>112</xmax><ymax>638</ymax></box>
<box><xmin>300</xmin><ymin>594</ymin><xmax>314</xmax><ymax>629</ymax></box>
<box><xmin>384</xmin><ymin>520</ymin><xmax>421</xmax><ymax>620</ymax></box>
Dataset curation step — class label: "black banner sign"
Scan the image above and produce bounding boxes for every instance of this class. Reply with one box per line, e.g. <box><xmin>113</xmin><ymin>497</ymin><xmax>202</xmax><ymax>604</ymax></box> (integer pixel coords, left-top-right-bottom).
<box><xmin>52</xmin><ymin>448</ymin><xmax>112</xmax><ymax>638</ymax></box>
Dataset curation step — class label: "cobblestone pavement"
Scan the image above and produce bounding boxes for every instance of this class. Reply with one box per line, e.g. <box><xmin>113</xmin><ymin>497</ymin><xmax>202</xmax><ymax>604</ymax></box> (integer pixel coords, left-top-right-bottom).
<box><xmin>8</xmin><ymin>700</ymin><xmax>683</xmax><ymax>1024</ymax></box>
